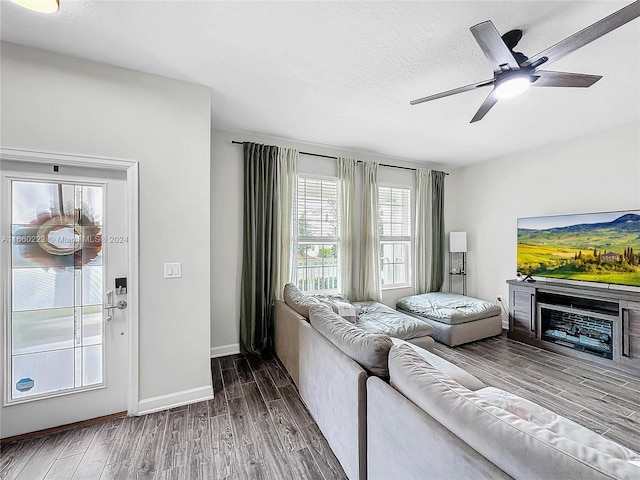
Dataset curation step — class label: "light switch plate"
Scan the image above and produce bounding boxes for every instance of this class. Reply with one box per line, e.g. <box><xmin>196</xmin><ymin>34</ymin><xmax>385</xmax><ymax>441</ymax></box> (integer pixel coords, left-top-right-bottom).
<box><xmin>164</xmin><ymin>263</ymin><xmax>182</xmax><ymax>279</ymax></box>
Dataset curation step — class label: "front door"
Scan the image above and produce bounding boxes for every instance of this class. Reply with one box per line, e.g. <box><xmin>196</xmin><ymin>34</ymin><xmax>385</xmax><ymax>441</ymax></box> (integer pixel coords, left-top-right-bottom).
<box><xmin>1</xmin><ymin>159</ymin><xmax>130</xmax><ymax>438</ymax></box>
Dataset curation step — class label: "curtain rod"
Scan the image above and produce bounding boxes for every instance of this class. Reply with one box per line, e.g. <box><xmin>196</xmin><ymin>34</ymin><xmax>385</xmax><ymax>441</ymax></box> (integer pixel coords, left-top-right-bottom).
<box><xmin>231</xmin><ymin>140</ymin><xmax>448</xmax><ymax>175</ymax></box>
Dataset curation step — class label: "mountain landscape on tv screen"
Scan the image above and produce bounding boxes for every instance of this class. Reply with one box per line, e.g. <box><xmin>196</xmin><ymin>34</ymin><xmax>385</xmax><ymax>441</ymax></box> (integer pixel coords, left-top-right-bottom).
<box><xmin>517</xmin><ymin>213</ymin><xmax>640</xmax><ymax>287</ymax></box>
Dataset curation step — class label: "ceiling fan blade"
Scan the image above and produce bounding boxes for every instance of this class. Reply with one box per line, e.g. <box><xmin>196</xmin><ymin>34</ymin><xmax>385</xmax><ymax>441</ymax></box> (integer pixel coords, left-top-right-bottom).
<box><xmin>410</xmin><ymin>78</ymin><xmax>495</xmax><ymax>105</ymax></box>
<box><xmin>470</xmin><ymin>89</ymin><xmax>499</xmax><ymax>123</ymax></box>
<box><xmin>532</xmin><ymin>70</ymin><xmax>602</xmax><ymax>88</ymax></box>
<box><xmin>470</xmin><ymin>21</ymin><xmax>520</xmax><ymax>72</ymax></box>
<box><xmin>501</xmin><ymin>29</ymin><xmax>523</xmax><ymax>51</ymax></box>
<box><xmin>523</xmin><ymin>0</ymin><xmax>640</xmax><ymax>68</ymax></box>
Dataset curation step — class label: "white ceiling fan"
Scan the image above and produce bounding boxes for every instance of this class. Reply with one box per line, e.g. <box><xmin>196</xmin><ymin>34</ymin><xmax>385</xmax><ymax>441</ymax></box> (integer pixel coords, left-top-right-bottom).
<box><xmin>410</xmin><ymin>1</ymin><xmax>640</xmax><ymax>123</ymax></box>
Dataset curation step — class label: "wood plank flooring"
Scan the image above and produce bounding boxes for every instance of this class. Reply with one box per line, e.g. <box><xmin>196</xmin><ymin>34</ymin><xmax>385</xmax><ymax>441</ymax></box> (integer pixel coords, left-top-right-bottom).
<box><xmin>0</xmin><ymin>354</ymin><xmax>347</xmax><ymax>480</ymax></box>
<box><xmin>434</xmin><ymin>334</ymin><xmax>640</xmax><ymax>453</ymax></box>
<box><xmin>2</xmin><ymin>334</ymin><xmax>640</xmax><ymax>480</ymax></box>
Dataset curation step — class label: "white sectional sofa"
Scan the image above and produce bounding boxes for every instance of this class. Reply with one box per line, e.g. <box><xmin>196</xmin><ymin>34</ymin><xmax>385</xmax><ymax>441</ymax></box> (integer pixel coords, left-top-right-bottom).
<box><xmin>369</xmin><ymin>344</ymin><xmax>640</xmax><ymax>480</ymax></box>
<box><xmin>274</xmin><ymin>284</ymin><xmax>640</xmax><ymax>480</ymax></box>
<box><xmin>275</xmin><ymin>283</ymin><xmax>435</xmax><ymax>386</ymax></box>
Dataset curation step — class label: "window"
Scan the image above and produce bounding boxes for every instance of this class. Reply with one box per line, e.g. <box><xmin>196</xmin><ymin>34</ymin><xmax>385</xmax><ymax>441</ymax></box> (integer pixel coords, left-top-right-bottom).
<box><xmin>296</xmin><ymin>177</ymin><xmax>338</xmax><ymax>293</ymax></box>
<box><xmin>379</xmin><ymin>186</ymin><xmax>411</xmax><ymax>288</ymax></box>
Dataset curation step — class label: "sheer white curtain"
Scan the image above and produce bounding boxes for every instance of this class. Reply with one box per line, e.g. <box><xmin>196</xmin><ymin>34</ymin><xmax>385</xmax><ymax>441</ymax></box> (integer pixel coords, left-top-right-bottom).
<box><xmin>359</xmin><ymin>161</ymin><xmax>381</xmax><ymax>302</ymax></box>
<box><xmin>338</xmin><ymin>157</ymin><xmax>357</xmax><ymax>300</ymax></box>
<box><xmin>274</xmin><ymin>147</ymin><xmax>298</xmax><ymax>299</ymax></box>
<box><xmin>415</xmin><ymin>168</ymin><xmax>433</xmax><ymax>293</ymax></box>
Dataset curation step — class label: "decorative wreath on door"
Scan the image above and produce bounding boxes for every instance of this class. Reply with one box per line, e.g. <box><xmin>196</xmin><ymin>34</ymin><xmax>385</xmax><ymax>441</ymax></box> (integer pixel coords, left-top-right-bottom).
<box><xmin>14</xmin><ymin>209</ymin><xmax>102</xmax><ymax>269</ymax></box>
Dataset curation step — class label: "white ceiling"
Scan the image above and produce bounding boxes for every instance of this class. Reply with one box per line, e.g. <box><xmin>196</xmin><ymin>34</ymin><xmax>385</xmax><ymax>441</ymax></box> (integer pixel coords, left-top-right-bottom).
<box><xmin>1</xmin><ymin>0</ymin><xmax>638</xmax><ymax>167</ymax></box>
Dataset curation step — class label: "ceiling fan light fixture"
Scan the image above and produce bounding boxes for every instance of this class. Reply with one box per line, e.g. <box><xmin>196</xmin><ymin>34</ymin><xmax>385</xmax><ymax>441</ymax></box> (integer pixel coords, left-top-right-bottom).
<box><xmin>11</xmin><ymin>0</ymin><xmax>59</xmax><ymax>13</ymax></box>
<box><xmin>494</xmin><ymin>76</ymin><xmax>531</xmax><ymax>100</ymax></box>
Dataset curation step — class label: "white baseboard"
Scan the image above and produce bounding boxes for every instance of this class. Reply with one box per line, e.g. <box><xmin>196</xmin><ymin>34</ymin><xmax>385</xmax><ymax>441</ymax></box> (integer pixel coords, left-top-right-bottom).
<box><xmin>137</xmin><ymin>385</ymin><xmax>213</xmax><ymax>415</ymax></box>
<box><xmin>210</xmin><ymin>343</ymin><xmax>240</xmax><ymax>358</ymax></box>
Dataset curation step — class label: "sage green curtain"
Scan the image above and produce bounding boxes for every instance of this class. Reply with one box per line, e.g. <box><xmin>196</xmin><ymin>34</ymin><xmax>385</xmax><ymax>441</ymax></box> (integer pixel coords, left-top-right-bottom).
<box><xmin>358</xmin><ymin>161</ymin><xmax>382</xmax><ymax>302</ymax></box>
<box><xmin>429</xmin><ymin>170</ymin><xmax>446</xmax><ymax>292</ymax></box>
<box><xmin>415</xmin><ymin>168</ymin><xmax>446</xmax><ymax>293</ymax></box>
<box><xmin>240</xmin><ymin>142</ymin><xmax>278</xmax><ymax>355</ymax></box>
<box><xmin>338</xmin><ymin>157</ymin><xmax>357</xmax><ymax>300</ymax></box>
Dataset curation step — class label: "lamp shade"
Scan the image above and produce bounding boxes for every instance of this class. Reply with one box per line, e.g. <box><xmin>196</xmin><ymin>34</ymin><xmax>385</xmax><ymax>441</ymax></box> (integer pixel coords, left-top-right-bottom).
<box><xmin>449</xmin><ymin>232</ymin><xmax>467</xmax><ymax>253</ymax></box>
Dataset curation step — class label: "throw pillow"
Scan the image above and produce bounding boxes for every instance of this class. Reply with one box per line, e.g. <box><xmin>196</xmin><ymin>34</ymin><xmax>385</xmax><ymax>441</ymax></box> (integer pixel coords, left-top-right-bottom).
<box><xmin>329</xmin><ymin>300</ymin><xmax>358</xmax><ymax>324</ymax></box>
<box><xmin>314</xmin><ymin>295</ymin><xmax>358</xmax><ymax>323</ymax></box>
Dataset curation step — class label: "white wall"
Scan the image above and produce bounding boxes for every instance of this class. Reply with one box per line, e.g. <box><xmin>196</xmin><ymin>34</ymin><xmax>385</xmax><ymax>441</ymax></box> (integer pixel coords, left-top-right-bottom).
<box><xmin>445</xmin><ymin>121</ymin><xmax>640</xmax><ymax>327</ymax></box>
<box><xmin>210</xmin><ymin>129</ymin><xmax>445</xmax><ymax>352</ymax></box>
<box><xmin>1</xmin><ymin>43</ymin><xmax>212</xmax><ymax>433</ymax></box>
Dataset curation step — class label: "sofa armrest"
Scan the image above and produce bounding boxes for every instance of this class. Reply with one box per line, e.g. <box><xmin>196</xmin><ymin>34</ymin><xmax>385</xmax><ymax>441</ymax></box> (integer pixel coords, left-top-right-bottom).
<box><xmin>275</xmin><ymin>299</ymin><xmax>304</xmax><ymax>386</ymax></box>
<box><xmin>367</xmin><ymin>376</ymin><xmax>509</xmax><ymax>480</ymax></box>
<box><xmin>299</xmin><ymin>321</ymin><xmax>367</xmax><ymax>480</ymax></box>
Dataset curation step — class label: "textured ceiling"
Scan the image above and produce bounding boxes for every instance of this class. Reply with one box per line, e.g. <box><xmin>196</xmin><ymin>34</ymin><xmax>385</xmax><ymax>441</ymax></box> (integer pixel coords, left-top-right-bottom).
<box><xmin>1</xmin><ymin>1</ymin><xmax>638</xmax><ymax>167</ymax></box>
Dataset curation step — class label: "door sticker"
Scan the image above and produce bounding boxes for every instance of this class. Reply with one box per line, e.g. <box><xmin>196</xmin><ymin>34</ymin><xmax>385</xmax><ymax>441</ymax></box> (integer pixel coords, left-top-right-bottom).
<box><xmin>16</xmin><ymin>377</ymin><xmax>34</xmax><ymax>392</ymax></box>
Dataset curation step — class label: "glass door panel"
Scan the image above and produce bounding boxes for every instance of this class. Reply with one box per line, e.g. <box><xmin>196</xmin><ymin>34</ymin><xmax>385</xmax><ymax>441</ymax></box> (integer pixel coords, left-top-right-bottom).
<box><xmin>9</xmin><ymin>180</ymin><xmax>104</xmax><ymax>401</ymax></box>
<box><xmin>12</xmin><ymin>308</ymin><xmax>75</xmax><ymax>355</ymax></box>
<box><xmin>12</xmin><ymin>349</ymin><xmax>75</xmax><ymax>399</ymax></box>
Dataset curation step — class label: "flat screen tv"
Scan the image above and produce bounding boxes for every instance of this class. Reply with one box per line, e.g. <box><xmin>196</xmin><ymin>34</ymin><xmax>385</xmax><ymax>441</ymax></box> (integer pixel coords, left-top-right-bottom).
<box><xmin>517</xmin><ymin>210</ymin><xmax>640</xmax><ymax>288</ymax></box>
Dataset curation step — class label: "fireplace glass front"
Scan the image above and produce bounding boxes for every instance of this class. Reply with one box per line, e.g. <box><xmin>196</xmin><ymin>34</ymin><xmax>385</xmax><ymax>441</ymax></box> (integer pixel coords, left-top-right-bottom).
<box><xmin>540</xmin><ymin>306</ymin><xmax>613</xmax><ymax>359</ymax></box>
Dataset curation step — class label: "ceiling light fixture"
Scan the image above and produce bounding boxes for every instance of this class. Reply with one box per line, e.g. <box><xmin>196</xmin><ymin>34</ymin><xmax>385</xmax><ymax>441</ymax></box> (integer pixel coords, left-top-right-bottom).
<box><xmin>494</xmin><ymin>75</ymin><xmax>531</xmax><ymax>100</ymax></box>
<box><xmin>11</xmin><ymin>0</ymin><xmax>59</xmax><ymax>13</ymax></box>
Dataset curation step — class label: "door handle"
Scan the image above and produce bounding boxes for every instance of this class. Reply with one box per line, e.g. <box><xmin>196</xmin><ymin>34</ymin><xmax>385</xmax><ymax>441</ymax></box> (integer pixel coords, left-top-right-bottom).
<box><xmin>105</xmin><ymin>301</ymin><xmax>128</xmax><ymax>311</ymax></box>
<box><xmin>105</xmin><ymin>290</ymin><xmax>127</xmax><ymax>322</ymax></box>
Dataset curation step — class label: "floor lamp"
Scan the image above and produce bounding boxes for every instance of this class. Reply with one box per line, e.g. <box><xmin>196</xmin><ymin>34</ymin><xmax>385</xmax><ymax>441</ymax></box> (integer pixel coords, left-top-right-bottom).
<box><xmin>449</xmin><ymin>232</ymin><xmax>467</xmax><ymax>295</ymax></box>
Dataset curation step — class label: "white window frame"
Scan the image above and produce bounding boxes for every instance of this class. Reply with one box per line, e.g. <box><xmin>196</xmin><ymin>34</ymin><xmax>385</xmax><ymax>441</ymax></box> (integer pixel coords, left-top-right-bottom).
<box><xmin>295</xmin><ymin>174</ymin><xmax>339</xmax><ymax>294</ymax></box>
<box><xmin>379</xmin><ymin>184</ymin><xmax>412</xmax><ymax>290</ymax></box>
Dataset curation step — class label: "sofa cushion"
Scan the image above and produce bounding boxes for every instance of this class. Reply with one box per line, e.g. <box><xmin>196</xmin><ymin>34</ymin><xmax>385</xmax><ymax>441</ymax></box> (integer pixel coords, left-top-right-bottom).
<box><xmin>476</xmin><ymin>387</ymin><xmax>640</xmax><ymax>462</ymax></box>
<box><xmin>389</xmin><ymin>338</ymin><xmax>485</xmax><ymax>391</ymax></box>
<box><xmin>283</xmin><ymin>283</ymin><xmax>321</xmax><ymax>319</ymax></box>
<box><xmin>397</xmin><ymin>292</ymin><xmax>501</xmax><ymax>325</ymax></box>
<box><xmin>309</xmin><ymin>304</ymin><xmax>393</xmax><ymax>377</ymax></box>
<box><xmin>354</xmin><ymin>301</ymin><xmax>434</xmax><ymax>339</ymax></box>
<box><xmin>388</xmin><ymin>344</ymin><xmax>640</xmax><ymax>480</ymax></box>
<box><xmin>314</xmin><ymin>292</ymin><xmax>352</xmax><ymax>304</ymax></box>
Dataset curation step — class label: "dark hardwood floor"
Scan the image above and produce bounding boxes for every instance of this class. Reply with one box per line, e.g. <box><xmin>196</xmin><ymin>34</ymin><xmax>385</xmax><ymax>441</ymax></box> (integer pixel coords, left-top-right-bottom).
<box><xmin>0</xmin><ymin>354</ymin><xmax>347</xmax><ymax>480</ymax></box>
<box><xmin>433</xmin><ymin>334</ymin><xmax>640</xmax><ymax>453</ymax></box>
<box><xmin>2</xmin><ymin>334</ymin><xmax>639</xmax><ymax>479</ymax></box>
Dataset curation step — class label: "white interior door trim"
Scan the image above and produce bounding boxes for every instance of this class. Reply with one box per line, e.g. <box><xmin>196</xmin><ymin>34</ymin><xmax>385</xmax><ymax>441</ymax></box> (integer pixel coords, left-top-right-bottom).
<box><xmin>0</xmin><ymin>147</ymin><xmax>140</xmax><ymax>415</ymax></box>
